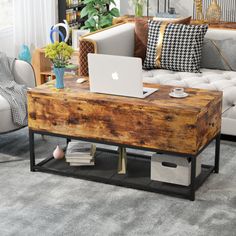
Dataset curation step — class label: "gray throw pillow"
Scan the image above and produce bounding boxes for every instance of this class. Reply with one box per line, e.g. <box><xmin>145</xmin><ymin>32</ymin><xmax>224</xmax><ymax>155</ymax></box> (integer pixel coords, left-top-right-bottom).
<box><xmin>201</xmin><ymin>38</ymin><xmax>236</xmax><ymax>71</ymax></box>
<box><xmin>0</xmin><ymin>52</ymin><xmax>15</xmax><ymax>83</ymax></box>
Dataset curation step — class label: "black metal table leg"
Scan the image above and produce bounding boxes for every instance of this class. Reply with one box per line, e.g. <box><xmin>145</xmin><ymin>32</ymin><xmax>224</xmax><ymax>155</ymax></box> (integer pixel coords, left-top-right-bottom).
<box><xmin>214</xmin><ymin>133</ymin><xmax>221</xmax><ymax>173</ymax></box>
<box><xmin>29</xmin><ymin>129</ymin><xmax>35</xmax><ymax>172</ymax></box>
<box><xmin>66</xmin><ymin>138</ymin><xmax>71</xmax><ymax>145</ymax></box>
<box><xmin>190</xmin><ymin>156</ymin><xmax>196</xmax><ymax>201</ymax></box>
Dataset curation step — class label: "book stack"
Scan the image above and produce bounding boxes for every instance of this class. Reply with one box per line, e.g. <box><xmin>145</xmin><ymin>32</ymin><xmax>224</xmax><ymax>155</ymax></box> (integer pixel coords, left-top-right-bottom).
<box><xmin>65</xmin><ymin>141</ymin><xmax>96</xmax><ymax>166</ymax></box>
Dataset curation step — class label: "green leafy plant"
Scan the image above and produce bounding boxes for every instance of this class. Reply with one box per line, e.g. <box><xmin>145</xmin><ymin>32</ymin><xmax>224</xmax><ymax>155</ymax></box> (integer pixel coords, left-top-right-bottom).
<box><xmin>45</xmin><ymin>42</ymin><xmax>74</xmax><ymax>68</ymax></box>
<box><xmin>81</xmin><ymin>0</ymin><xmax>120</xmax><ymax>32</ymax></box>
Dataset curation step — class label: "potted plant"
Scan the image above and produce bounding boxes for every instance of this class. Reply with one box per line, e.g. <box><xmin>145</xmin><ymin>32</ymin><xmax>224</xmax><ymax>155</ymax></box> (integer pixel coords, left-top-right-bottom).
<box><xmin>45</xmin><ymin>42</ymin><xmax>74</xmax><ymax>89</ymax></box>
<box><xmin>81</xmin><ymin>0</ymin><xmax>120</xmax><ymax>32</ymax></box>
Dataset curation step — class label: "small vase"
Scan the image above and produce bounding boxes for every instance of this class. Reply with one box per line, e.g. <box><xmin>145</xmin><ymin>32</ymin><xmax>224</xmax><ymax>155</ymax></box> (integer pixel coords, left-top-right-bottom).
<box><xmin>53</xmin><ymin>67</ymin><xmax>65</xmax><ymax>89</ymax></box>
<box><xmin>18</xmin><ymin>44</ymin><xmax>31</xmax><ymax>63</ymax></box>
<box><xmin>53</xmin><ymin>145</ymin><xmax>64</xmax><ymax>160</ymax></box>
<box><xmin>206</xmin><ymin>0</ymin><xmax>221</xmax><ymax>23</ymax></box>
<box><xmin>135</xmin><ymin>3</ymin><xmax>143</xmax><ymax>17</ymax></box>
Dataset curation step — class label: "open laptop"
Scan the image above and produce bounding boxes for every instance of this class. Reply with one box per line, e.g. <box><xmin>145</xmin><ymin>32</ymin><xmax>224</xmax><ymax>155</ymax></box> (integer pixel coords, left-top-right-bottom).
<box><xmin>88</xmin><ymin>54</ymin><xmax>158</xmax><ymax>98</ymax></box>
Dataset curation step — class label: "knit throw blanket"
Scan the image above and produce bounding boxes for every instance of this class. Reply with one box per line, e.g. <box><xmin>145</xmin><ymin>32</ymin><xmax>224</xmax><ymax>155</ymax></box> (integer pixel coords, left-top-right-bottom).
<box><xmin>0</xmin><ymin>52</ymin><xmax>28</xmax><ymax>126</ymax></box>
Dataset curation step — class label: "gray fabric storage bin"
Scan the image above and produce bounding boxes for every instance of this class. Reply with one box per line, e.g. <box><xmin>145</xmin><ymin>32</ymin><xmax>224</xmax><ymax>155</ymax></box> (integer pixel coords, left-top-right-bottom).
<box><xmin>151</xmin><ymin>154</ymin><xmax>202</xmax><ymax>186</ymax></box>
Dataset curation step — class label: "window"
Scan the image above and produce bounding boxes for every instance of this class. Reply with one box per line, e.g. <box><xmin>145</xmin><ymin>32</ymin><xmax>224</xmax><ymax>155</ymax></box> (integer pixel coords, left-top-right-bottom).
<box><xmin>0</xmin><ymin>0</ymin><xmax>13</xmax><ymax>29</ymax></box>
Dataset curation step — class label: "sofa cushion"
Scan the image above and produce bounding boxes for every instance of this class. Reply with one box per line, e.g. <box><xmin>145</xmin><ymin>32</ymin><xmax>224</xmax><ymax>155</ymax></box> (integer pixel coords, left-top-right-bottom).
<box><xmin>134</xmin><ymin>16</ymin><xmax>191</xmax><ymax>61</ymax></box>
<box><xmin>0</xmin><ymin>95</ymin><xmax>19</xmax><ymax>133</ymax></box>
<box><xmin>143</xmin><ymin>21</ymin><xmax>208</xmax><ymax>72</ymax></box>
<box><xmin>142</xmin><ymin>68</ymin><xmax>236</xmax><ymax>115</ymax></box>
<box><xmin>79</xmin><ymin>23</ymin><xmax>135</xmax><ymax>77</ymax></box>
<box><xmin>201</xmin><ymin>38</ymin><xmax>236</xmax><ymax>71</ymax></box>
<box><xmin>134</xmin><ymin>18</ymin><xmax>149</xmax><ymax>61</ymax></box>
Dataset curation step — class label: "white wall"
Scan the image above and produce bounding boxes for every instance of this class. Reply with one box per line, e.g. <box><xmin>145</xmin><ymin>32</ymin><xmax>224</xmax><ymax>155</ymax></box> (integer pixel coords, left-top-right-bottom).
<box><xmin>0</xmin><ymin>27</ymin><xmax>14</xmax><ymax>57</ymax></box>
<box><xmin>114</xmin><ymin>0</ymin><xmax>120</xmax><ymax>9</ymax></box>
<box><xmin>173</xmin><ymin>0</ymin><xmax>193</xmax><ymax>17</ymax></box>
<box><xmin>120</xmin><ymin>0</ymin><xmax>193</xmax><ymax>17</ymax></box>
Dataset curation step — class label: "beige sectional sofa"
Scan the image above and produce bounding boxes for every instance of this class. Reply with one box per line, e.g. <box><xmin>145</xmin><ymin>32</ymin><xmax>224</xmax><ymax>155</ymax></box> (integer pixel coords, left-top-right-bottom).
<box><xmin>80</xmin><ymin>23</ymin><xmax>236</xmax><ymax>137</ymax></box>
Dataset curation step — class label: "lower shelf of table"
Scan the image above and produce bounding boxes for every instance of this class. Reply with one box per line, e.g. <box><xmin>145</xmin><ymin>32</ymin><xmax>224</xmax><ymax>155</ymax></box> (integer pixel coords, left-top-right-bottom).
<box><xmin>33</xmin><ymin>151</ymin><xmax>215</xmax><ymax>200</ymax></box>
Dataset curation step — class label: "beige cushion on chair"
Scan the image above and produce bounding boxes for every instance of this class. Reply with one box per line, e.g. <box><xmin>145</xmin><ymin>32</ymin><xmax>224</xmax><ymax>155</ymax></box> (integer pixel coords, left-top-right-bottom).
<box><xmin>13</xmin><ymin>60</ymin><xmax>36</xmax><ymax>88</ymax></box>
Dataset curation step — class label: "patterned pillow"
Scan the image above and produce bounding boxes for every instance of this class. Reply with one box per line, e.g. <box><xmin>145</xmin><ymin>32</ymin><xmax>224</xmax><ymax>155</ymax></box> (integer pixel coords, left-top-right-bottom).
<box><xmin>134</xmin><ymin>16</ymin><xmax>192</xmax><ymax>61</ymax></box>
<box><xmin>143</xmin><ymin>21</ymin><xmax>208</xmax><ymax>72</ymax></box>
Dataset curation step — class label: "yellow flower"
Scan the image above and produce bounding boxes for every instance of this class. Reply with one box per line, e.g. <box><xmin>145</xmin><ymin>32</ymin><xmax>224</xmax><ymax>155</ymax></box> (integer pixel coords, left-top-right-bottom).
<box><xmin>45</xmin><ymin>42</ymin><xmax>74</xmax><ymax>68</ymax></box>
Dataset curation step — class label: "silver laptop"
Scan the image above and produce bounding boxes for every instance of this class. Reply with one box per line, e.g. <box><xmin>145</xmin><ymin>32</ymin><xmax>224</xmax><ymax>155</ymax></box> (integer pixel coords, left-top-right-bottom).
<box><xmin>88</xmin><ymin>54</ymin><xmax>158</xmax><ymax>98</ymax></box>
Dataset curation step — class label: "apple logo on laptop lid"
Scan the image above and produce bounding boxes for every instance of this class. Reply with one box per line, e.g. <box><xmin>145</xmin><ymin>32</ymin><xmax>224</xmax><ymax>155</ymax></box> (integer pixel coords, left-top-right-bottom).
<box><xmin>112</xmin><ymin>72</ymin><xmax>119</xmax><ymax>81</ymax></box>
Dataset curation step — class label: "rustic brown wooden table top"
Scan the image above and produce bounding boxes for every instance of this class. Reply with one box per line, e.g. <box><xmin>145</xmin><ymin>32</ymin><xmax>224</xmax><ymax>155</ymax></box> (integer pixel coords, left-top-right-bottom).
<box><xmin>28</xmin><ymin>78</ymin><xmax>222</xmax><ymax>155</ymax></box>
<box><xmin>28</xmin><ymin>78</ymin><xmax>222</xmax><ymax>113</ymax></box>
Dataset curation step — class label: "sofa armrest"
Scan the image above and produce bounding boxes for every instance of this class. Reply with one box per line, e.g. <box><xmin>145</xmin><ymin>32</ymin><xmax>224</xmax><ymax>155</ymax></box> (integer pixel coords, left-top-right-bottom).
<box><xmin>79</xmin><ymin>23</ymin><xmax>135</xmax><ymax>76</ymax></box>
<box><xmin>84</xmin><ymin>23</ymin><xmax>135</xmax><ymax>56</ymax></box>
<box><xmin>13</xmin><ymin>60</ymin><xmax>36</xmax><ymax>88</ymax></box>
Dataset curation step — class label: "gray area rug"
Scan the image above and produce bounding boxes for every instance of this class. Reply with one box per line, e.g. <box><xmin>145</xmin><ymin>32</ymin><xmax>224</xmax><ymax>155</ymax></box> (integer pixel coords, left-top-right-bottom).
<box><xmin>0</xmin><ymin>128</ymin><xmax>236</xmax><ymax>236</ymax></box>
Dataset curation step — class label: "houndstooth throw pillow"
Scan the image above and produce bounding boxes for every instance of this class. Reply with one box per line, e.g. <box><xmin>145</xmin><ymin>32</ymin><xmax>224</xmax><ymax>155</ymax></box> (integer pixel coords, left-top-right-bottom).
<box><xmin>143</xmin><ymin>21</ymin><xmax>208</xmax><ymax>72</ymax></box>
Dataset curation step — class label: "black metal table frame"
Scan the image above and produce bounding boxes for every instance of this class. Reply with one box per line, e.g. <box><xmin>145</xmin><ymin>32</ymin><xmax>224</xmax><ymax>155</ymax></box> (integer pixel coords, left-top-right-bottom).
<box><xmin>29</xmin><ymin>129</ymin><xmax>221</xmax><ymax>201</ymax></box>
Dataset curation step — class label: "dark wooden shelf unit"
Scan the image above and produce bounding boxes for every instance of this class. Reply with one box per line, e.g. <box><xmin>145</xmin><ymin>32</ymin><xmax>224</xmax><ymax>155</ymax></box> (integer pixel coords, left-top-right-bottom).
<box><xmin>58</xmin><ymin>0</ymin><xmax>86</xmax><ymax>45</ymax></box>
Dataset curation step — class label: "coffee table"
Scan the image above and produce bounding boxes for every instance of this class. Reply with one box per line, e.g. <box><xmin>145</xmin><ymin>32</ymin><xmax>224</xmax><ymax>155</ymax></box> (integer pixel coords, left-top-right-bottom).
<box><xmin>28</xmin><ymin>78</ymin><xmax>222</xmax><ymax>201</ymax></box>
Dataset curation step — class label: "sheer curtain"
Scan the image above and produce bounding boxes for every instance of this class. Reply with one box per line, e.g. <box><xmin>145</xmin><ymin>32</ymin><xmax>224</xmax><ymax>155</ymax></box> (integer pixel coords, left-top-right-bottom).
<box><xmin>13</xmin><ymin>0</ymin><xmax>57</xmax><ymax>55</ymax></box>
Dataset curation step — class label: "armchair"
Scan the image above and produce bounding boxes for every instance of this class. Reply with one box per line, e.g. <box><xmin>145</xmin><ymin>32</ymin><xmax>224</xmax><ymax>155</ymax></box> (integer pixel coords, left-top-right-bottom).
<box><xmin>0</xmin><ymin>60</ymin><xmax>36</xmax><ymax>134</ymax></box>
